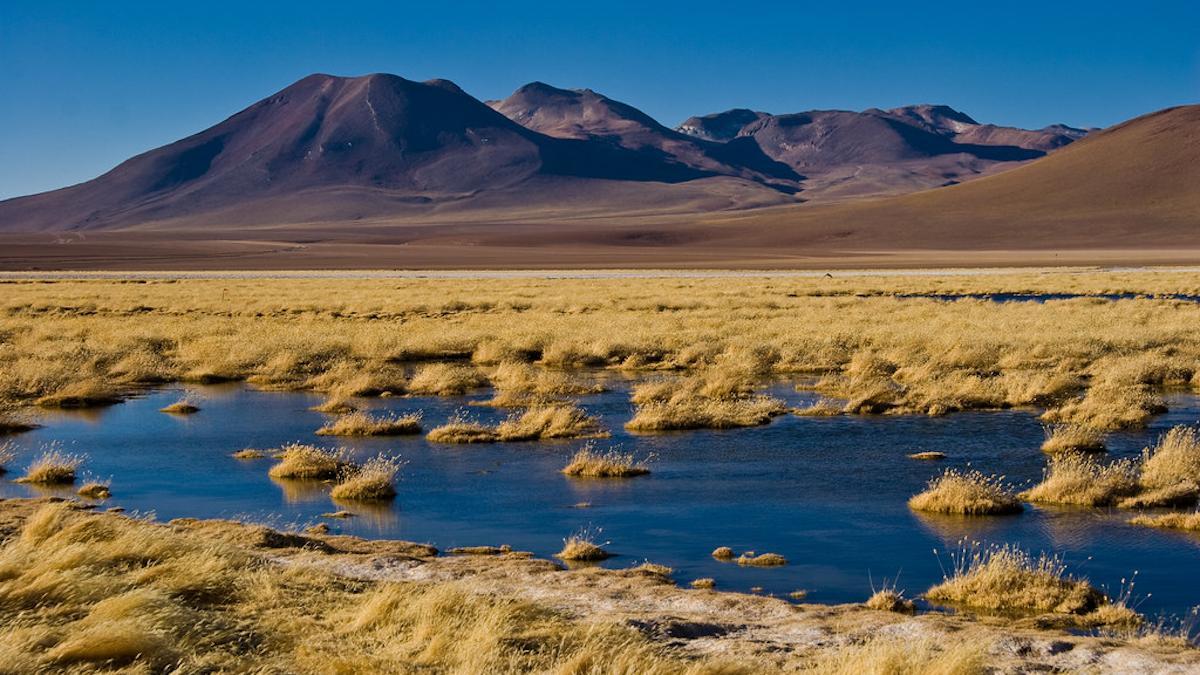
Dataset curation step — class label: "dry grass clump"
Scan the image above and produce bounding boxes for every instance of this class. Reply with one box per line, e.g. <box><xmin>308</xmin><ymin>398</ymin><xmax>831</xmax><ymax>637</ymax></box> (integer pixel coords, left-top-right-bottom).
<box><xmin>908</xmin><ymin>469</ymin><xmax>1022</xmax><ymax>516</ymax></box>
<box><xmin>736</xmin><ymin>552</ymin><xmax>787</xmax><ymax>567</ymax></box>
<box><xmin>556</xmin><ymin>533</ymin><xmax>611</xmax><ymax>561</ymax></box>
<box><xmin>231</xmin><ymin>448</ymin><xmax>265</xmax><ymax>459</ymax></box>
<box><xmin>690</xmin><ymin>578</ymin><xmax>716</xmax><ymax>590</ymax></box>
<box><xmin>1129</xmin><ymin>511</ymin><xmax>1200</xmax><ymax>531</ymax></box>
<box><xmin>1040</xmin><ymin>425</ymin><xmax>1105</xmax><ymax>454</ymax></box>
<box><xmin>310</xmin><ymin>396</ymin><xmax>356</xmax><ymax>414</ymax></box>
<box><xmin>908</xmin><ymin>451</ymin><xmax>947</xmax><ymax>460</ymax></box>
<box><xmin>34</xmin><ymin>379</ymin><xmax>122</xmax><ymax>409</ymax></box>
<box><xmin>1041</xmin><ymin>384</ymin><xmax>1167</xmax><ymax>431</ymax></box>
<box><xmin>1024</xmin><ymin>426</ymin><xmax>1200</xmax><ymax>509</ymax></box>
<box><xmin>159</xmin><ymin>398</ymin><xmax>200</xmax><ymax>414</ymax></box>
<box><xmin>480</xmin><ymin>362</ymin><xmax>602</xmax><ymax>407</ymax></box>
<box><xmin>5</xmin><ymin>273</ymin><xmax>1200</xmax><ymax>437</ymax></box>
<box><xmin>77</xmin><ymin>481</ymin><xmax>112</xmax><ymax>499</ymax></box>
<box><xmin>426</xmin><ymin>413</ymin><xmax>500</xmax><ymax>443</ymax></box>
<box><xmin>406</xmin><ymin>363</ymin><xmax>487</xmax><ymax>396</ymax></box>
<box><xmin>865</xmin><ymin>587</ymin><xmax>915</xmax><ymax>613</ymax></box>
<box><xmin>330</xmin><ymin>455</ymin><xmax>401</xmax><ymax>501</ymax></box>
<box><xmin>1139</xmin><ymin>426</ymin><xmax>1200</xmax><ymax>490</ymax></box>
<box><xmin>427</xmin><ymin>405</ymin><xmax>605</xmax><ymax>443</ymax></box>
<box><xmin>926</xmin><ymin>544</ymin><xmax>1113</xmax><ymax>618</ymax></box>
<box><xmin>15</xmin><ymin>450</ymin><xmax>83</xmax><ymax>485</ymax></box>
<box><xmin>267</xmin><ymin>444</ymin><xmax>350</xmax><ymax>480</ymax></box>
<box><xmin>626</xmin><ymin>366</ymin><xmax>786</xmax><ymax>432</ymax></box>
<box><xmin>711</xmin><ymin>546</ymin><xmax>735</xmax><ymax>560</ymax></box>
<box><xmin>1021</xmin><ymin>453</ymin><xmax>1140</xmax><ymax>507</ymax></box>
<box><xmin>316</xmin><ymin>411</ymin><xmax>422</xmax><ymax>436</ymax></box>
<box><xmin>561</xmin><ymin>444</ymin><xmax>650</xmax><ymax>478</ymax></box>
<box><xmin>496</xmin><ymin>404</ymin><xmax>607</xmax><ymax>441</ymax></box>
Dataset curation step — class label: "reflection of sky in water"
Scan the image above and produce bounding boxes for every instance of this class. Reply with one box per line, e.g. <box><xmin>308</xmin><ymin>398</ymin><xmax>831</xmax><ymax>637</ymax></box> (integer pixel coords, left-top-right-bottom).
<box><xmin>3</xmin><ymin>380</ymin><xmax>1200</xmax><ymax>617</ymax></box>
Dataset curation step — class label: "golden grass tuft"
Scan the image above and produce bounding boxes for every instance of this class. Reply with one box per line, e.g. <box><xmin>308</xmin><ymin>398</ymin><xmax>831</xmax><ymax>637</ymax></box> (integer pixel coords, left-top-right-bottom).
<box><xmin>561</xmin><ymin>444</ymin><xmax>650</xmax><ymax>478</ymax></box>
<box><xmin>556</xmin><ymin>533</ymin><xmax>610</xmax><ymax>561</ymax></box>
<box><xmin>908</xmin><ymin>451</ymin><xmax>947</xmax><ymax>460</ymax></box>
<box><xmin>426</xmin><ymin>414</ymin><xmax>500</xmax><ymax>443</ymax></box>
<box><xmin>1020</xmin><ymin>453</ymin><xmax>1139</xmax><ymax>507</ymax></box>
<box><xmin>316</xmin><ymin>411</ymin><xmax>422</xmax><ymax>436</ymax></box>
<box><xmin>711</xmin><ymin>546</ymin><xmax>735</xmax><ymax>560</ymax></box>
<box><xmin>406</xmin><ymin>363</ymin><xmax>487</xmax><ymax>396</ymax></box>
<box><xmin>231</xmin><ymin>448</ymin><xmax>265</xmax><ymax>459</ymax></box>
<box><xmin>267</xmin><ymin>443</ymin><xmax>350</xmax><ymax>480</ymax></box>
<box><xmin>690</xmin><ymin>578</ymin><xmax>715</xmax><ymax>589</ymax></box>
<box><xmin>626</xmin><ymin>396</ymin><xmax>786</xmax><ymax>432</ymax></box>
<box><xmin>15</xmin><ymin>450</ymin><xmax>83</xmax><ymax>485</ymax></box>
<box><xmin>310</xmin><ymin>396</ymin><xmax>356</xmax><ymax>414</ymax></box>
<box><xmin>33</xmin><ymin>379</ymin><xmax>122</xmax><ymax>409</ymax></box>
<box><xmin>429</xmin><ymin>405</ymin><xmax>606</xmax><ymax>443</ymax></box>
<box><xmin>736</xmin><ymin>552</ymin><xmax>787</xmax><ymax>567</ymax></box>
<box><xmin>908</xmin><ymin>469</ymin><xmax>1022</xmax><ymax>515</ymax></box>
<box><xmin>495</xmin><ymin>404</ymin><xmax>607</xmax><ymax>440</ymax></box>
<box><xmin>1129</xmin><ymin>511</ymin><xmax>1200</xmax><ymax>531</ymax></box>
<box><xmin>1040</xmin><ymin>424</ymin><xmax>1105</xmax><ymax>454</ymax></box>
<box><xmin>1139</xmin><ymin>425</ymin><xmax>1200</xmax><ymax>490</ymax></box>
<box><xmin>77</xmin><ymin>481</ymin><xmax>112</xmax><ymax>499</ymax></box>
<box><xmin>480</xmin><ymin>362</ymin><xmax>603</xmax><ymax>407</ymax></box>
<box><xmin>926</xmin><ymin>544</ymin><xmax>1112</xmax><ymax>618</ymax></box>
<box><xmin>159</xmin><ymin>398</ymin><xmax>200</xmax><ymax>414</ymax></box>
<box><xmin>864</xmin><ymin>587</ymin><xmax>915</xmax><ymax>614</ymax></box>
<box><xmin>330</xmin><ymin>455</ymin><xmax>401</xmax><ymax>501</ymax></box>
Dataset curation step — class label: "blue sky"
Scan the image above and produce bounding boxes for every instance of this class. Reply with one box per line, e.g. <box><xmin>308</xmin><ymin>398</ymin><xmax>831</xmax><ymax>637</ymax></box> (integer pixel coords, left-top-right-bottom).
<box><xmin>1</xmin><ymin>1</ymin><xmax>1197</xmax><ymax>199</ymax></box>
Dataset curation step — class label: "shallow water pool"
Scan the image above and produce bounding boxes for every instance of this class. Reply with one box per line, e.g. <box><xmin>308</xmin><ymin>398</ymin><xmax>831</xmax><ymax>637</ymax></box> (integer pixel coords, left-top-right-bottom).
<box><xmin>4</xmin><ymin>380</ymin><xmax>1199</xmax><ymax>619</ymax></box>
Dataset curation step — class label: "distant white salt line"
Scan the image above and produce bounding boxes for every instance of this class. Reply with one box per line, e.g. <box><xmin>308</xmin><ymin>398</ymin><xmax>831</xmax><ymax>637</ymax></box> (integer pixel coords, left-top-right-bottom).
<box><xmin>2</xmin><ymin>266</ymin><xmax>1199</xmax><ymax>281</ymax></box>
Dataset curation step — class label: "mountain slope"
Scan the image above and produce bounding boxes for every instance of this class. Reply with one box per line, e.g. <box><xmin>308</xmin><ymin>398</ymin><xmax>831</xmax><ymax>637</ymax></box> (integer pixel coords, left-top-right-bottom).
<box><xmin>0</xmin><ymin>74</ymin><xmax>746</xmax><ymax>232</ymax></box>
<box><xmin>702</xmin><ymin>104</ymin><xmax>1200</xmax><ymax>249</ymax></box>
<box><xmin>488</xmin><ymin>83</ymin><xmax>800</xmax><ymax>185</ymax></box>
<box><xmin>677</xmin><ymin>105</ymin><xmax>1089</xmax><ymax>200</ymax></box>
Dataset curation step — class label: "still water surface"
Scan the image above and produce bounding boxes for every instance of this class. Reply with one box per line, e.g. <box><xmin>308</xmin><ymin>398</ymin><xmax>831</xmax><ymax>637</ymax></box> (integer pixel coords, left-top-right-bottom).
<box><xmin>4</xmin><ymin>380</ymin><xmax>1199</xmax><ymax>618</ymax></box>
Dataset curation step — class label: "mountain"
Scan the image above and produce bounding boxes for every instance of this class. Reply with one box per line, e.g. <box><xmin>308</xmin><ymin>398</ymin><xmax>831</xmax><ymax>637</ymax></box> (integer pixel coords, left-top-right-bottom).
<box><xmin>676</xmin><ymin>104</ymin><xmax>1090</xmax><ymax>200</ymax></box>
<box><xmin>0</xmin><ymin>73</ymin><xmax>782</xmax><ymax>233</ymax></box>
<box><xmin>698</xmin><ymin>103</ymin><xmax>1200</xmax><ymax>250</ymax></box>
<box><xmin>487</xmin><ymin>83</ymin><xmax>800</xmax><ymax>185</ymax></box>
<box><xmin>0</xmin><ymin>103</ymin><xmax>1194</xmax><ymax>269</ymax></box>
